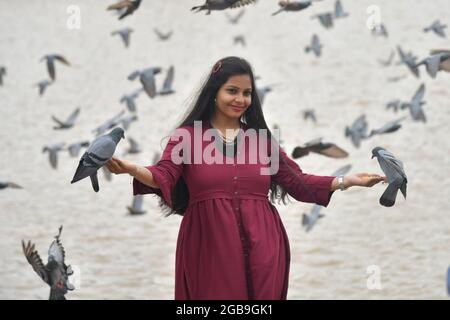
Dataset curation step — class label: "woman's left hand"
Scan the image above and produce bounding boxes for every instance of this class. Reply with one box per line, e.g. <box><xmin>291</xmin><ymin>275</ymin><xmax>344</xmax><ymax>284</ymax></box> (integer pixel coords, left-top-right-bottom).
<box><xmin>345</xmin><ymin>173</ymin><xmax>387</xmax><ymax>188</ymax></box>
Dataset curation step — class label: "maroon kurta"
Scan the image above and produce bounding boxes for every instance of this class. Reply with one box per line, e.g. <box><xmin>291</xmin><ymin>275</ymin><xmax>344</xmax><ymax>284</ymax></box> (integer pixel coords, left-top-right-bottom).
<box><xmin>133</xmin><ymin>122</ymin><xmax>335</xmax><ymax>300</ymax></box>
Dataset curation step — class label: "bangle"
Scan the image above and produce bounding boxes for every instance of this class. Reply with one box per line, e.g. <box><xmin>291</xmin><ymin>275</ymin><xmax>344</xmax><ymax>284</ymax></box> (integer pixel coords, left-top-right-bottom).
<box><xmin>338</xmin><ymin>175</ymin><xmax>345</xmax><ymax>191</ymax></box>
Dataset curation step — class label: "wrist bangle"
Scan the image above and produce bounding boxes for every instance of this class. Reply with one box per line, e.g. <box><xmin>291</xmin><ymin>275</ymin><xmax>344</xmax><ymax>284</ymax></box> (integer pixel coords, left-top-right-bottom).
<box><xmin>338</xmin><ymin>175</ymin><xmax>345</xmax><ymax>191</ymax></box>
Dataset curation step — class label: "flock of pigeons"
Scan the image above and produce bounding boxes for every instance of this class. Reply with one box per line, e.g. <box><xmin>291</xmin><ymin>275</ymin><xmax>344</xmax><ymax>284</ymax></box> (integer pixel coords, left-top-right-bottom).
<box><xmin>1</xmin><ymin>0</ymin><xmax>448</xmax><ymax>299</ymax></box>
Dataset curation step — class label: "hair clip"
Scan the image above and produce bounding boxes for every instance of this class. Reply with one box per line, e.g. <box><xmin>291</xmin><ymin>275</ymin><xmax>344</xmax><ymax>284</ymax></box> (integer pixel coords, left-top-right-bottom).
<box><xmin>212</xmin><ymin>61</ymin><xmax>222</xmax><ymax>74</ymax></box>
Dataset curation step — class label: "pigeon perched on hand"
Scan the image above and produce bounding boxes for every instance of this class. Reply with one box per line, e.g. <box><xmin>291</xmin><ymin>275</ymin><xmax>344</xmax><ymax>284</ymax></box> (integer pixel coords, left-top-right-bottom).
<box><xmin>128</xmin><ymin>67</ymin><xmax>162</xmax><ymax>99</ymax></box>
<box><xmin>107</xmin><ymin>0</ymin><xmax>141</xmax><ymax>20</ymax></box>
<box><xmin>22</xmin><ymin>226</ymin><xmax>75</xmax><ymax>300</ymax></box>
<box><xmin>71</xmin><ymin>128</ymin><xmax>125</xmax><ymax>192</ymax></box>
<box><xmin>40</xmin><ymin>54</ymin><xmax>70</xmax><ymax>81</ymax></box>
<box><xmin>52</xmin><ymin>107</ymin><xmax>80</xmax><ymax>130</ymax></box>
<box><xmin>292</xmin><ymin>138</ymin><xmax>348</xmax><ymax>159</ymax></box>
<box><xmin>371</xmin><ymin>147</ymin><xmax>407</xmax><ymax>207</ymax></box>
<box><xmin>192</xmin><ymin>0</ymin><xmax>256</xmax><ymax>15</ymax></box>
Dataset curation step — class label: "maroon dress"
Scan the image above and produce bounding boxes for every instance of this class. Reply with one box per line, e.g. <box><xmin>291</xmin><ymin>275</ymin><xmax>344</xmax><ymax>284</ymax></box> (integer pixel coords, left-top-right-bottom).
<box><xmin>133</xmin><ymin>122</ymin><xmax>335</xmax><ymax>300</ymax></box>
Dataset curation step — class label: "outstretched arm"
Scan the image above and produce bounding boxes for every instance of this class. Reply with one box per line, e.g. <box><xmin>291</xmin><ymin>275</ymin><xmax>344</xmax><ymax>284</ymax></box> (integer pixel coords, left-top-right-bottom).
<box><xmin>106</xmin><ymin>157</ymin><xmax>160</xmax><ymax>189</ymax></box>
<box><xmin>330</xmin><ymin>173</ymin><xmax>387</xmax><ymax>191</ymax></box>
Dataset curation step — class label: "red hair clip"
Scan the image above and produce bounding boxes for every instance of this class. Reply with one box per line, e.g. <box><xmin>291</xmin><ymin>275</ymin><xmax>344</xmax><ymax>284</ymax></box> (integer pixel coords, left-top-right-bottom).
<box><xmin>212</xmin><ymin>61</ymin><xmax>222</xmax><ymax>74</ymax></box>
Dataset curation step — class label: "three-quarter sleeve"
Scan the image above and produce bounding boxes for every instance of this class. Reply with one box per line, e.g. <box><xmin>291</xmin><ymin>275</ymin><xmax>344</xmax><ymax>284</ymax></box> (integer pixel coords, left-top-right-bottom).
<box><xmin>272</xmin><ymin>146</ymin><xmax>335</xmax><ymax>207</ymax></box>
<box><xmin>133</xmin><ymin>130</ymin><xmax>187</xmax><ymax>208</ymax></box>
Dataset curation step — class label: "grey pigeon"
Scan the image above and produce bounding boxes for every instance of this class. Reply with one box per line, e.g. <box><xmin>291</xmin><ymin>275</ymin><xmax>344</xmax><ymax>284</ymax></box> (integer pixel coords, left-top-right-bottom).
<box><xmin>191</xmin><ymin>0</ymin><xmax>256</xmax><ymax>15</ymax></box>
<box><xmin>111</xmin><ymin>27</ymin><xmax>133</xmax><ymax>48</ymax></box>
<box><xmin>415</xmin><ymin>52</ymin><xmax>450</xmax><ymax>78</ymax></box>
<box><xmin>0</xmin><ymin>66</ymin><xmax>6</xmax><ymax>86</ymax></box>
<box><xmin>371</xmin><ymin>23</ymin><xmax>388</xmax><ymax>38</ymax></box>
<box><xmin>0</xmin><ymin>181</ymin><xmax>23</xmax><ymax>189</ymax></box>
<box><xmin>22</xmin><ymin>226</ymin><xmax>75</xmax><ymax>300</ymax></box>
<box><xmin>40</xmin><ymin>54</ymin><xmax>70</xmax><ymax>81</ymax></box>
<box><xmin>331</xmin><ymin>164</ymin><xmax>352</xmax><ymax>177</ymax></box>
<box><xmin>123</xmin><ymin>137</ymin><xmax>142</xmax><ymax>155</ymax></box>
<box><xmin>67</xmin><ymin>141</ymin><xmax>90</xmax><ymax>157</ymax></box>
<box><xmin>233</xmin><ymin>35</ymin><xmax>246</xmax><ymax>46</ymax></box>
<box><xmin>154</xmin><ymin>28</ymin><xmax>173</xmax><ymax>41</ymax></box>
<box><xmin>158</xmin><ymin>66</ymin><xmax>175</xmax><ymax>95</ymax></box>
<box><xmin>378</xmin><ymin>51</ymin><xmax>395</xmax><ymax>67</ymax></box>
<box><xmin>71</xmin><ymin>128</ymin><xmax>125</xmax><ymax>192</ymax></box>
<box><xmin>368</xmin><ymin>117</ymin><xmax>406</xmax><ymax>137</ymax></box>
<box><xmin>423</xmin><ymin>20</ymin><xmax>447</xmax><ymax>38</ymax></box>
<box><xmin>52</xmin><ymin>107</ymin><xmax>80</xmax><ymax>130</ymax></box>
<box><xmin>397</xmin><ymin>46</ymin><xmax>419</xmax><ymax>78</ymax></box>
<box><xmin>128</xmin><ymin>67</ymin><xmax>162</xmax><ymax>99</ymax></box>
<box><xmin>401</xmin><ymin>83</ymin><xmax>426</xmax><ymax>122</ymax></box>
<box><xmin>387</xmin><ymin>75</ymin><xmax>407</xmax><ymax>83</ymax></box>
<box><xmin>303</xmin><ymin>109</ymin><xmax>317</xmax><ymax>123</ymax></box>
<box><xmin>345</xmin><ymin>114</ymin><xmax>368</xmax><ymax>148</ymax></box>
<box><xmin>371</xmin><ymin>147</ymin><xmax>407</xmax><ymax>207</ymax></box>
<box><xmin>386</xmin><ymin>99</ymin><xmax>401</xmax><ymax>112</ymax></box>
<box><xmin>272</xmin><ymin>1</ymin><xmax>313</xmax><ymax>16</ymax></box>
<box><xmin>107</xmin><ymin>0</ymin><xmax>141</xmax><ymax>20</ymax></box>
<box><xmin>120</xmin><ymin>88</ymin><xmax>143</xmax><ymax>112</ymax></box>
<box><xmin>302</xmin><ymin>204</ymin><xmax>324</xmax><ymax>232</ymax></box>
<box><xmin>305</xmin><ymin>34</ymin><xmax>322</xmax><ymax>57</ymax></box>
<box><xmin>117</xmin><ymin>114</ymin><xmax>138</xmax><ymax>131</ymax></box>
<box><xmin>127</xmin><ymin>195</ymin><xmax>146</xmax><ymax>215</ymax></box>
<box><xmin>312</xmin><ymin>12</ymin><xmax>334</xmax><ymax>29</ymax></box>
<box><xmin>292</xmin><ymin>137</ymin><xmax>348</xmax><ymax>159</ymax></box>
<box><xmin>42</xmin><ymin>143</ymin><xmax>65</xmax><ymax>169</ymax></box>
<box><xmin>333</xmin><ymin>0</ymin><xmax>348</xmax><ymax>19</ymax></box>
<box><xmin>225</xmin><ymin>9</ymin><xmax>245</xmax><ymax>23</ymax></box>
<box><xmin>35</xmin><ymin>80</ymin><xmax>52</xmax><ymax>96</ymax></box>
<box><xmin>92</xmin><ymin>110</ymin><xmax>125</xmax><ymax>136</ymax></box>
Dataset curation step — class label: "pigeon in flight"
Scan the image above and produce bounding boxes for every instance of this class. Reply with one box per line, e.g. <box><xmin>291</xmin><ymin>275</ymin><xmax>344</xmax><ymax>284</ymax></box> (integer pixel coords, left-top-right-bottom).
<box><xmin>107</xmin><ymin>0</ymin><xmax>141</xmax><ymax>20</ymax></box>
<box><xmin>305</xmin><ymin>34</ymin><xmax>322</xmax><ymax>57</ymax></box>
<box><xmin>302</xmin><ymin>204</ymin><xmax>324</xmax><ymax>232</ymax></box>
<box><xmin>40</xmin><ymin>54</ymin><xmax>70</xmax><ymax>81</ymax></box>
<box><xmin>303</xmin><ymin>109</ymin><xmax>317</xmax><ymax>123</ymax></box>
<box><xmin>191</xmin><ymin>0</ymin><xmax>256</xmax><ymax>15</ymax></box>
<box><xmin>123</xmin><ymin>137</ymin><xmax>142</xmax><ymax>155</ymax></box>
<box><xmin>128</xmin><ymin>67</ymin><xmax>162</xmax><ymax>99</ymax></box>
<box><xmin>67</xmin><ymin>141</ymin><xmax>90</xmax><ymax>157</ymax></box>
<box><xmin>371</xmin><ymin>147</ymin><xmax>407</xmax><ymax>207</ymax></box>
<box><xmin>0</xmin><ymin>181</ymin><xmax>23</xmax><ymax>190</ymax></box>
<box><xmin>292</xmin><ymin>138</ymin><xmax>348</xmax><ymax>159</ymax></box>
<box><xmin>371</xmin><ymin>23</ymin><xmax>388</xmax><ymax>38</ymax></box>
<box><xmin>345</xmin><ymin>114</ymin><xmax>368</xmax><ymax>148</ymax></box>
<box><xmin>117</xmin><ymin>114</ymin><xmax>138</xmax><ymax>131</ymax></box>
<box><xmin>92</xmin><ymin>110</ymin><xmax>125</xmax><ymax>136</ymax></box>
<box><xmin>233</xmin><ymin>35</ymin><xmax>246</xmax><ymax>46</ymax></box>
<box><xmin>22</xmin><ymin>226</ymin><xmax>75</xmax><ymax>300</ymax></box>
<box><xmin>368</xmin><ymin>117</ymin><xmax>406</xmax><ymax>137</ymax></box>
<box><xmin>120</xmin><ymin>88</ymin><xmax>143</xmax><ymax>112</ymax></box>
<box><xmin>154</xmin><ymin>28</ymin><xmax>173</xmax><ymax>41</ymax></box>
<box><xmin>415</xmin><ymin>51</ymin><xmax>450</xmax><ymax>78</ymax></box>
<box><xmin>0</xmin><ymin>66</ymin><xmax>6</xmax><ymax>86</ymax></box>
<box><xmin>52</xmin><ymin>107</ymin><xmax>80</xmax><ymax>130</ymax></box>
<box><xmin>127</xmin><ymin>195</ymin><xmax>146</xmax><ymax>215</ymax></box>
<box><xmin>331</xmin><ymin>164</ymin><xmax>352</xmax><ymax>177</ymax></box>
<box><xmin>42</xmin><ymin>143</ymin><xmax>65</xmax><ymax>169</ymax></box>
<box><xmin>333</xmin><ymin>0</ymin><xmax>348</xmax><ymax>19</ymax></box>
<box><xmin>111</xmin><ymin>27</ymin><xmax>133</xmax><ymax>48</ymax></box>
<box><xmin>35</xmin><ymin>80</ymin><xmax>52</xmax><ymax>96</ymax></box>
<box><xmin>397</xmin><ymin>46</ymin><xmax>419</xmax><ymax>78</ymax></box>
<box><xmin>386</xmin><ymin>99</ymin><xmax>401</xmax><ymax>113</ymax></box>
<box><xmin>271</xmin><ymin>1</ymin><xmax>313</xmax><ymax>16</ymax></box>
<box><xmin>401</xmin><ymin>83</ymin><xmax>426</xmax><ymax>122</ymax></box>
<box><xmin>423</xmin><ymin>20</ymin><xmax>447</xmax><ymax>38</ymax></box>
<box><xmin>225</xmin><ymin>9</ymin><xmax>245</xmax><ymax>23</ymax></box>
<box><xmin>158</xmin><ymin>66</ymin><xmax>175</xmax><ymax>95</ymax></box>
<box><xmin>378</xmin><ymin>51</ymin><xmax>395</xmax><ymax>67</ymax></box>
<box><xmin>71</xmin><ymin>128</ymin><xmax>125</xmax><ymax>192</ymax></box>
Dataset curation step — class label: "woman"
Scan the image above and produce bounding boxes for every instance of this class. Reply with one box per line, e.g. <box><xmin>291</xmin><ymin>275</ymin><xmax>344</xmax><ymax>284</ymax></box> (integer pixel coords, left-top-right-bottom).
<box><xmin>106</xmin><ymin>56</ymin><xmax>385</xmax><ymax>300</ymax></box>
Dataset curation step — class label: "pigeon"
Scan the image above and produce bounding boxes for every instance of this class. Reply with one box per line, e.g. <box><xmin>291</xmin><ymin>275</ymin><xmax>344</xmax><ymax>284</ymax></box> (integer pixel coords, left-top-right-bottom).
<box><xmin>271</xmin><ymin>0</ymin><xmax>313</xmax><ymax>16</ymax></box>
<box><xmin>401</xmin><ymin>84</ymin><xmax>426</xmax><ymax>122</ymax></box>
<box><xmin>371</xmin><ymin>23</ymin><xmax>388</xmax><ymax>38</ymax></box>
<box><xmin>67</xmin><ymin>141</ymin><xmax>90</xmax><ymax>157</ymax></box>
<box><xmin>35</xmin><ymin>80</ymin><xmax>52</xmax><ymax>96</ymax></box>
<box><xmin>386</xmin><ymin>99</ymin><xmax>401</xmax><ymax>113</ymax></box>
<box><xmin>52</xmin><ymin>107</ymin><xmax>80</xmax><ymax>130</ymax></box>
<box><xmin>303</xmin><ymin>109</ymin><xmax>317</xmax><ymax>123</ymax></box>
<box><xmin>123</xmin><ymin>137</ymin><xmax>142</xmax><ymax>155</ymax></box>
<box><xmin>158</xmin><ymin>66</ymin><xmax>175</xmax><ymax>95</ymax></box>
<box><xmin>430</xmin><ymin>49</ymin><xmax>450</xmax><ymax>72</ymax></box>
<box><xmin>71</xmin><ymin>128</ymin><xmax>125</xmax><ymax>192</ymax></box>
<box><xmin>120</xmin><ymin>89</ymin><xmax>142</xmax><ymax>112</ymax></box>
<box><xmin>333</xmin><ymin>0</ymin><xmax>348</xmax><ymax>19</ymax></box>
<box><xmin>0</xmin><ymin>66</ymin><xmax>6</xmax><ymax>86</ymax></box>
<box><xmin>107</xmin><ymin>0</ymin><xmax>141</xmax><ymax>20</ymax></box>
<box><xmin>22</xmin><ymin>226</ymin><xmax>75</xmax><ymax>300</ymax></box>
<box><xmin>292</xmin><ymin>138</ymin><xmax>348</xmax><ymax>159</ymax></box>
<box><xmin>447</xmin><ymin>266</ymin><xmax>450</xmax><ymax>296</ymax></box>
<box><xmin>127</xmin><ymin>195</ymin><xmax>146</xmax><ymax>215</ymax></box>
<box><xmin>192</xmin><ymin>0</ymin><xmax>256</xmax><ymax>15</ymax></box>
<box><xmin>302</xmin><ymin>204</ymin><xmax>324</xmax><ymax>232</ymax></box>
<box><xmin>42</xmin><ymin>143</ymin><xmax>65</xmax><ymax>169</ymax></box>
<box><xmin>92</xmin><ymin>110</ymin><xmax>125</xmax><ymax>136</ymax></box>
<box><xmin>225</xmin><ymin>9</ymin><xmax>245</xmax><ymax>23</ymax></box>
<box><xmin>233</xmin><ymin>35</ymin><xmax>246</xmax><ymax>46</ymax></box>
<box><xmin>345</xmin><ymin>114</ymin><xmax>368</xmax><ymax>148</ymax></box>
<box><xmin>415</xmin><ymin>51</ymin><xmax>450</xmax><ymax>78</ymax></box>
<box><xmin>305</xmin><ymin>34</ymin><xmax>322</xmax><ymax>57</ymax></box>
<box><xmin>154</xmin><ymin>28</ymin><xmax>173</xmax><ymax>41</ymax></box>
<box><xmin>111</xmin><ymin>27</ymin><xmax>133</xmax><ymax>48</ymax></box>
<box><xmin>423</xmin><ymin>20</ymin><xmax>447</xmax><ymax>38</ymax></box>
<box><xmin>397</xmin><ymin>46</ymin><xmax>419</xmax><ymax>78</ymax></box>
<box><xmin>128</xmin><ymin>67</ymin><xmax>162</xmax><ymax>99</ymax></box>
<box><xmin>117</xmin><ymin>114</ymin><xmax>138</xmax><ymax>131</ymax></box>
<box><xmin>378</xmin><ymin>51</ymin><xmax>395</xmax><ymax>67</ymax></box>
<box><xmin>312</xmin><ymin>12</ymin><xmax>334</xmax><ymax>29</ymax></box>
<box><xmin>0</xmin><ymin>181</ymin><xmax>23</xmax><ymax>189</ymax></box>
<box><xmin>387</xmin><ymin>75</ymin><xmax>407</xmax><ymax>83</ymax></box>
<box><xmin>368</xmin><ymin>117</ymin><xmax>406</xmax><ymax>137</ymax></box>
<box><xmin>331</xmin><ymin>164</ymin><xmax>352</xmax><ymax>177</ymax></box>
<box><xmin>371</xmin><ymin>147</ymin><xmax>407</xmax><ymax>207</ymax></box>
<box><xmin>40</xmin><ymin>54</ymin><xmax>70</xmax><ymax>81</ymax></box>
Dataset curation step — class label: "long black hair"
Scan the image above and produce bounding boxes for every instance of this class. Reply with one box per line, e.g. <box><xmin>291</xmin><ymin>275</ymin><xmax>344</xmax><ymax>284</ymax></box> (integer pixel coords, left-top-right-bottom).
<box><xmin>158</xmin><ymin>56</ymin><xmax>291</xmax><ymax>217</ymax></box>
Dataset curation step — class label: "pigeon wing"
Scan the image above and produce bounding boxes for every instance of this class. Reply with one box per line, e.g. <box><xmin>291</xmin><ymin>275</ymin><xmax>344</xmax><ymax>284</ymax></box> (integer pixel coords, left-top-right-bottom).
<box><xmin>22</xmin><ymin>240</ymin><xmax>50</xmax><ymax>285</ymax></box>
<box><xmin>48</xmin><ymin>239</ymin><xmax>65</xmax><ymax>264</ymax></box>
<box><xmin>162</xmin><ymin>66</ymin><xmax>174</xmax><ymax>92</ymax></box>
<box><xmin>65</xmin><ymin>108</ymin><xmax>80</xmax><ymax>126</ymax></box>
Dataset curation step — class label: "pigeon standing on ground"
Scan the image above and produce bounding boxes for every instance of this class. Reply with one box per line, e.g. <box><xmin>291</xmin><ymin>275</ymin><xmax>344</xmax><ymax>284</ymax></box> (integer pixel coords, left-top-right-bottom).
<box><xmin>67</xmin><ymin>141</ymin><xmax>90</xmax><ymax>157</ymax></box>
<box><xmin>401</xmin><ymin>83</ymin><xmax>426</xmax><ymax>122</ymax></box>
<box><xmin>22</xmin><ymin>226</ymin><xmax>75</xmax><ymax>300</ymax></box>
<box><xmin>415</xmin><ymin>51</ymin><xmax>450</xmax><ymax>78</ymax></box>
<box><xmin>127</xmin><ymin>195</ymin><xmax>146</xmax><ymax>215</ymax></box>
<box><xmin>107</xmin><ymin>0</ymin><xmax>141</xmax><ymax>20</ymax></box>
<box><xmin>0</xmin><ymin>66</ymin><xmax>6</xmax><ymax>86</ymax></box>
<box><xmin>191</xmin><ymin>0</ymin><xmax>256</xmax><ymax>15</ymax></box>
<box><xmin>35</xmin><ymin>80</ymin><xmax>52</xmax><ymax>96</ymax></box>
<box><xmin>345</xmin><ymin>114</ymin><xmax>368</xmax><ymax>148</ymax></box>
<box><xmin>158</xmin><ymin>66</ymin><xmax>175</xmax><ymax>95</ymax></box>
<box><xmin>305</xmin><ymin>34</ymin><xmax>322</xmax><ymax>57</ymax></box>
<box><xmin>371</xmin><ymin>147</ymin><xmax>407</xmax><ymax>207</ymax></box>
<box><xmin>292</xmin><ymin>138</ymin><xmax>348</xmax><ymax>159</ymax></box>
<box><xmin>154</xmin><ymin>28</ymin><xmax>173</xmax><ymax>41</ymax></box>
<box><xmin>368</xmin><ymin>117</ymin><xmax>406</xmax><ymax>137</ymax></box>
<box><xmin>271</xmin><ymin>1</ymin><xmax>313</xmax><ymax>16</ymax></box>
<box><xmin>111</xmin><ymin>27</ymin><xmax>133</xmax><ymax>48</ymax></box>
<box><xmin>423</xmin><ymin>20</ymin><xmax>447</xmax><ymax>38</ymax></box>
<box><xmin>128</xmin><ymin>67</ymin><xmax>162</xmax><ymax>99</ymax></box>
<box><xmin>40</xmin><ymin>54</ymin><xmax>70</xmax><ymax>81</ymax></box>
<box><xmin>0</xmin><ymin>181</ymin><xmax>23</xmax><ymax>189</ymax></box>
<box><xmin>52</xmin><ymin>107</ymin><xmax>80</xmax><ymax>130</ymax></box>
<box><xmin>42</xmin><ymin>143</ymin><xmax>65</xmax><ymax>169</ymax></box>
<box><xmin>120</xmin><ymin>89</ymin><xmax>142</xmax><ymax>112</ymax></box>
<box><xmin>71</xmin><ymin>128</ymin><xmax>125</xmax><ymax>192</ymax></box>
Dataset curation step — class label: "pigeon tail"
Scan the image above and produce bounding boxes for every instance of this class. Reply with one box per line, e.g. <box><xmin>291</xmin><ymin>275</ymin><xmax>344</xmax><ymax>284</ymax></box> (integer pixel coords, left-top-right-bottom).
<box><xmin>90</xmin><ymin>172</ymin><xmax>99</xmax><ymax>192</ymax></box>
<box><xmin>71</xmin><ymin>160</ymin><xmax>98</xmax><ymax>184</ymax></box>
<box><xmin>379</xmin><ymin>182</ymin><xmax>400</xmax><ymax>207</ymax></box>
<box><xmin>400</xmin><ymin>179</ymin><xmax>407</xmax><ymax>199</ymax></box>
<box><xmin>49</xmin><ymin>289</ymin><xmax>66</xmax><ymax>300</ymax></box>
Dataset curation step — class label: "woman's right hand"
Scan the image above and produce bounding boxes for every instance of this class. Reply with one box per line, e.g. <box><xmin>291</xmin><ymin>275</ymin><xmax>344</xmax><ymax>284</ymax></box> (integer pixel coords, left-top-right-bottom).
<box><xmin>105</xmin><ymin>156</ymin><xmax>136</xmax><ymax>175</ymax></box>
